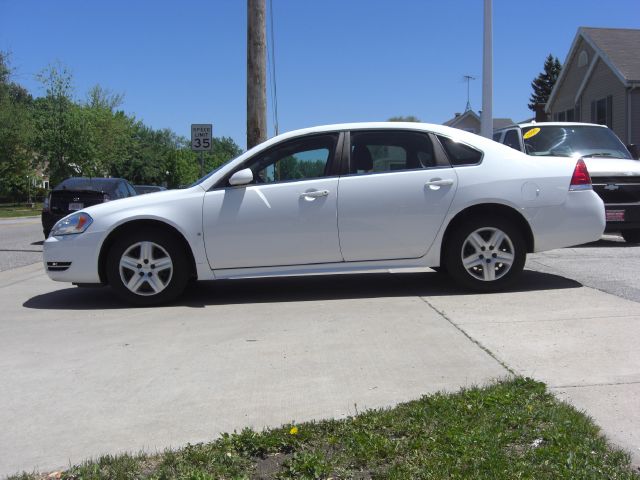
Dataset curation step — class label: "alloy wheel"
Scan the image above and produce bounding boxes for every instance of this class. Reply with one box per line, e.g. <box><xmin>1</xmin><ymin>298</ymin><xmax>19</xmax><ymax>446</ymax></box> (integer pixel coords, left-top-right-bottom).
<box><xmin>460</xmin><ymin>227</ymin><xmax>515</xmax><ymax>281</ymax></box>
<box><xmin>119</xmin><ymin>241</ymin><xmax>173</xmax><ymax>296</ymax></box>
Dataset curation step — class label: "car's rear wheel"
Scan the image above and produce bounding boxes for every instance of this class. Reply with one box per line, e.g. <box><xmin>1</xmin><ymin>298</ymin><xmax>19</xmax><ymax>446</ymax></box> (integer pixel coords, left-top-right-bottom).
<box><xmin>106</xmin><ymin>229</ymin><xmax>189</xmax><ymax>306</ymax></box>
<box><xmin>444</xmin><ymin>217</ymin><xmax>526</xmax><ymax>292</ymax></box>
<box><xmin>622</xmin><ymin>229</ymin><xmax>640</xmax><ymax>244</ymax></box>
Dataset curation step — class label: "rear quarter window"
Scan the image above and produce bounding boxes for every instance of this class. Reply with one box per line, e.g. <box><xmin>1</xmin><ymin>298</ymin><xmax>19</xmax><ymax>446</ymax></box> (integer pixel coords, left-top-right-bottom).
<box><xmin>438</xmin><ymin>136</ymin><xmax>483</xmax><ymax>166</ymax></box>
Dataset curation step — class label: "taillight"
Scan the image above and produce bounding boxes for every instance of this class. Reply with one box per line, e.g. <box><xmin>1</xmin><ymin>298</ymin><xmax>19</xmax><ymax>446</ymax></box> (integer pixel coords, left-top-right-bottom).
<box><xmin>42</xmin><ymin>194</ymin><xmax>51</xmax><ymax>212</ymax></box>
<box><xmin>569</xmin><ymin>159</ymin><xmax>592</xmax><ymax>191</ymax></box>
<box><xmin>103</xmin><ymin>193</ymin><xmax>111</xmax><ymax>202</ymax></box>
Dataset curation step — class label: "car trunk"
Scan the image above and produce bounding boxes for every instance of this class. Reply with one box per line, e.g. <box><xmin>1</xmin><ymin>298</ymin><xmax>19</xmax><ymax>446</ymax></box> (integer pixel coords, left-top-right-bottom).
<box><xmin>49</xmin><ymin>189</ymin><xmax>107</xmax><ymax>216</ymax></box>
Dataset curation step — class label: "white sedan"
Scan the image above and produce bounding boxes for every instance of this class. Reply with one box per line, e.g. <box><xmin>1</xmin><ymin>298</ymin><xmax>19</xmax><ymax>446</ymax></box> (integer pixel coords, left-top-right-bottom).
<box><xmin>43</xmin><ymin>122</ymin><xmax>605</xmax><ymax>306</ymax></box>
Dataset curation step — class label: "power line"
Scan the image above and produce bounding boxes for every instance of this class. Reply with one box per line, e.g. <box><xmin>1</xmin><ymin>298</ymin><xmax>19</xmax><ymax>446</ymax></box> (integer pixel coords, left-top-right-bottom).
<box><xmin>268</xmin><ymin>0</ymin><xmax>279</xmax><ymax>136</ymax></box>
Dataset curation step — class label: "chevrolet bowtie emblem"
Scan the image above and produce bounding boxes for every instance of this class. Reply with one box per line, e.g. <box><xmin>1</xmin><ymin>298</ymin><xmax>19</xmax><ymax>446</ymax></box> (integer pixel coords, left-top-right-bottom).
<box><xmin>604</xmin><ymin>184</ymin><xmax>619</xmax><ymax>191</ymax></box>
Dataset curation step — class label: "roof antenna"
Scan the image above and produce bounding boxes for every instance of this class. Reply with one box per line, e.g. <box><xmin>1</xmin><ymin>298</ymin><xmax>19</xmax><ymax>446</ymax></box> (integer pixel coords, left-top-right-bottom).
<box><xmin>463</xmin><ymin>75</ymin><xmax>476</xmax><ymax>112</ymax></box>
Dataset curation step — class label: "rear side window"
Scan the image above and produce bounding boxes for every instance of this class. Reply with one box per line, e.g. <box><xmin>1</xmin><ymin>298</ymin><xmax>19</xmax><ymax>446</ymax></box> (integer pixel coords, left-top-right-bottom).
<box><xmin>437</xmin><ymin>136</ymin><xmax>483</xmax><ymax>166</ymax></box>
<box><xmin>349</xmin><ymin>131</ymin><xmax>436</xmax><ymax>174</ymax></box>
<box><xmin>503</xmin><ymin>130</ymin><xmax>522</xmax><ymax>151</ymax></box>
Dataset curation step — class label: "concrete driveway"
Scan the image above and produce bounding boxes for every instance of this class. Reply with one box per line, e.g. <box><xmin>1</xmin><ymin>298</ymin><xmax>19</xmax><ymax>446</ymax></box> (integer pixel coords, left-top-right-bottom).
<box><xmin>1</xmin><ymin>259</ymin><xmax>639</xmax><ymax>475</ymax></box>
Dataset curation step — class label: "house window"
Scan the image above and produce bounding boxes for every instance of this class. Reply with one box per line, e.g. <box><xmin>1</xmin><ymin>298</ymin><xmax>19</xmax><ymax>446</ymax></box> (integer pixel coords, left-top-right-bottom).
<box><xmin>578</xmin><ymin>50</ymin><xmax>588</xmax><ymax>68</ymax></box>
<box><xmin>566</xmin><ymin>108</ymin><xmax>574</xmax><ymax>122</ymax></box>
<box><xmin>591</xmin><ymin>96</ymin><xmax>613</xmax><ymax>128</ymax></box>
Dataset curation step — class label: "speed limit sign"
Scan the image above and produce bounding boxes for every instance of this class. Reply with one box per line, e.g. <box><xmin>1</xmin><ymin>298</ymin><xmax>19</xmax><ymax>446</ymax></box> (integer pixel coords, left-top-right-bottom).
<box><xmin>191</xmin><ymin>124</ymin><xmax>212</xmax><ymax>151</ymax></box>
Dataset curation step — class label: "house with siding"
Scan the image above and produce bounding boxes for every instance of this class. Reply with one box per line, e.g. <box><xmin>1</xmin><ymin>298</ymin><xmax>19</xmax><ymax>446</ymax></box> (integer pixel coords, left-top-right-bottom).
<box><xmin>442</xmin><ymin>110</ymin><xmax>515</xmax><ymax>134</ymax></box>
<box><xmin>546</xmin><ymin>27</ymin><xmax>640</xmax><ymax>145</ymax></box>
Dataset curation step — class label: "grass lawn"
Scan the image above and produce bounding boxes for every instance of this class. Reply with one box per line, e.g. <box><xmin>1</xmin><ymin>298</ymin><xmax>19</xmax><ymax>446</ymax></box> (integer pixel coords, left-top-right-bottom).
<box><xmin>9</xmin><ymin>378</ymin><xmax>639</xmax><ymax>479</ymax></box>
<box><xmin>0</xmin><ymin>203</ymin><xmax>42</xmax><ymax>218</ymax></box>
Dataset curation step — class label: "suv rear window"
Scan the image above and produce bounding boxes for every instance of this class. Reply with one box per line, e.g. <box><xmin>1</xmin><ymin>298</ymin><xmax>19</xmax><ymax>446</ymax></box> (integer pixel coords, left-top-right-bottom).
<box><xmin>55</xmin><ymin>178</ymin><xmax>120</xmax><ymax>193</ymax></box>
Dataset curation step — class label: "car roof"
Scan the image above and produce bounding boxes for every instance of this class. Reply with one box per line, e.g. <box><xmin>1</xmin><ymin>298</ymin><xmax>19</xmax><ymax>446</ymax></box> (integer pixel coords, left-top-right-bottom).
<box><xmin>495</xmin><ymin>122</ymin><xmax>608</xmax><ymax>132</ymax></box>
<box><xmin>244</xmin><ymin>122</ymin><xmax>491</xmax><ymax>155</ymax></box>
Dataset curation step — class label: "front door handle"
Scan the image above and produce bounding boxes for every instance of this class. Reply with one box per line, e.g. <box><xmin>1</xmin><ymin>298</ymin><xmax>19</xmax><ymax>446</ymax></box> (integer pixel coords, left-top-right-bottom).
<box><xmin>425</xmin><ymin>179</ymin><xmax>454</xmax><ymax>187</ymax></box>
<box><xmin>300</xmin><ymin>190</ymin><xmax>329</xmax><ymax>199</ymax></box>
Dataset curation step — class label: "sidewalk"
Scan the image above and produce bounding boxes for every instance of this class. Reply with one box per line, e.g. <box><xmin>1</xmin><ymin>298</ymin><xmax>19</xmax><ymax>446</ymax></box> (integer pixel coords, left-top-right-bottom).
<box><xmin>427</xmin><ymin>287</ymin><xmax>640</xmax><ymax>467</ymax></box>
<box><xmin>1</xmin><ymin>265</ymin><xmax>638</xmax><ymax>476</ymax></box>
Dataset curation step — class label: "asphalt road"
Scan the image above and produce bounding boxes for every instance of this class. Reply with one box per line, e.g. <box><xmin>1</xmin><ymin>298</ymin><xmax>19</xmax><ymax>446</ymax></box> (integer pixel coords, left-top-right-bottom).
<box><xmin>0</xmin><ymin>216</ymin><xmax>43</xmax><ymax>272</ymax></box>
<box><xmin>527</xmin><ymin>234</ymin><xmax>640</xmax><ymax>304</ymax></box>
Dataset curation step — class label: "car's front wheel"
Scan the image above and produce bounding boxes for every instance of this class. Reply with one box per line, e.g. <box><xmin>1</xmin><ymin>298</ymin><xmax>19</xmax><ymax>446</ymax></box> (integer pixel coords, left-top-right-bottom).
<box><xmin>444</xmin><ymin>217</ymin><xmax>526</xmax><ymax>292</ymax></box>
<box><xmin>106</xmin><ymin>228</ymin><xmax>190</xmax><ymax>306</ymax></box>
<box><xmin>622</xmin><ymin>229</ymin><xmax>640</xmax><ymax>244</ymax></box>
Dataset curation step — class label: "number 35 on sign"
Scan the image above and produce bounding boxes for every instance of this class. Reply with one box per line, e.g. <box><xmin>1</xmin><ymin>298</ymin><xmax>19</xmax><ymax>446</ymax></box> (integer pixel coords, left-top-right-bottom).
<box><xmin>191</xmin><ymin>124</ymin><xmax>213</xmax><ymax>151</ymax></box>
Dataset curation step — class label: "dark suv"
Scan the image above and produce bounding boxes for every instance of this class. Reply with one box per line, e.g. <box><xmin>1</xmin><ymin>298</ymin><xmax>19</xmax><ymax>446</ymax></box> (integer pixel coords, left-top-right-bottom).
<box><xmin>42</xmin><ymin>177</ymin><xmax>137</xmax><ymax>237</ymax></box>
<box><xmin>494</xmin><ymin>122</ymin><xmax>640</xmax><ymax>243</ymax></box>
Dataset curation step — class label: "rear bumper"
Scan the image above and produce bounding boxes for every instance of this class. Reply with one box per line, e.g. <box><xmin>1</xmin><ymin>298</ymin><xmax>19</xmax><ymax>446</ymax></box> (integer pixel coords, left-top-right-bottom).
<box><xmin>529</xmin><ymin>189</ymin><xmax>605</xmax><ymax>252</ymax></box>
<box><xmin>603</xmin><ymin>204</ymin><xmax>640</xmax><ymax>232</ymax></box>
<box><xmin>43</xmin><ymin>231</ymin><xmax>104</xmax><ymax>283</ymax></box>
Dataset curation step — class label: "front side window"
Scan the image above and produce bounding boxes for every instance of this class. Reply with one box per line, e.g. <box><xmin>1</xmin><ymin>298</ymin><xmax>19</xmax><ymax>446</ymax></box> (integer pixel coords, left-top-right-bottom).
<box><xmin>349</xmin><ymin>131</ymin><xmax>435</xmax><ymax>174</ymax></box>
<box><xmin>245</xmin><ymin>134</ymin><xmax>338</xmax><ymax>184</ymax></box>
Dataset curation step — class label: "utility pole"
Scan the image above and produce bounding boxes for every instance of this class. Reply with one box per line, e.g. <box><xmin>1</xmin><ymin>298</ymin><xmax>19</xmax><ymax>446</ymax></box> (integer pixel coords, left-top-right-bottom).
<box><xmin>247</xmin><ymin>0</ymin><xmax>267</xmax><ymax>149</ymax></box>
<box><xmin>480</xmin><ymin>0</ymin><xmax>493</xmax><ymax>138</ymax></box>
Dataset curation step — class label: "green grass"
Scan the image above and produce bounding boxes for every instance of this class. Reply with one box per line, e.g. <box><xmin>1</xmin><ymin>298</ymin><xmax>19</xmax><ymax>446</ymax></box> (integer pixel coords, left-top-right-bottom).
<box><xmin>0</xmin><ymin>203</ymin><xmax>42</xmax><ymax>218</ymax></box>
<box><xmin>10</xmin><ymin>378</ymin><xmax>639</xmax><ymax>479</ymax></box>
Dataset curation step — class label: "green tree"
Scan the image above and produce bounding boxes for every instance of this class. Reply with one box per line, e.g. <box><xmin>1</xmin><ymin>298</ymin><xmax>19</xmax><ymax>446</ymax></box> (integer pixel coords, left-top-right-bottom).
<box><xmin>388</xmin><ymin>115</ymin><xmax>421</xmax><ymax>122</ymax></box>
<box><xmin>0</xmin><ymin>52</ymin><xmax>36</xmax><ymax>200</ymax></box>
<box><xmin>33</xmin><ymin>62</ymin><xmax>95</xmax><ymax>183</ymax></box>
<box><xmin>528</xmin><ymin>54</ymin><xmax>562</xmax><ymax>111</ymax></box>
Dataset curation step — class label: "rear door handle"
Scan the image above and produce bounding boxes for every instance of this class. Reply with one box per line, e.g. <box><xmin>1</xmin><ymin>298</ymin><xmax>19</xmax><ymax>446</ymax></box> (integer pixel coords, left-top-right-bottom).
<box><xmin>425</xmin><ymin>179</ymin><xmax>454</xmax><ymax>187</ymax></box>
<box><xmin>300</xmin><ymin>190</ymin><xmax>329</xmax><ymax>199</ymax></box>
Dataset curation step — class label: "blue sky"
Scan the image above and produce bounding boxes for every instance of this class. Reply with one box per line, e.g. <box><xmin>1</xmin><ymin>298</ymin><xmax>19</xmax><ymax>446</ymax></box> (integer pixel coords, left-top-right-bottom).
<box><xmin>1</xmin><ymin>0</ymin><xmax>638</xmax><ymax>149</ymax></box>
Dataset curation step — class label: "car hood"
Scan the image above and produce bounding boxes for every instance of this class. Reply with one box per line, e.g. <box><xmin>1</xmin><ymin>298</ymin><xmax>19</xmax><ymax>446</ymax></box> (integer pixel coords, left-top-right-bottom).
<box><xmin>80</xmin><ymin>185</ymin><xmax>205</xmax><ymax>217</ymax></box>
<box><xmin>582</xmin><ymin>157</ymin><xmax>640</xmax><ymax>177</ymax></box>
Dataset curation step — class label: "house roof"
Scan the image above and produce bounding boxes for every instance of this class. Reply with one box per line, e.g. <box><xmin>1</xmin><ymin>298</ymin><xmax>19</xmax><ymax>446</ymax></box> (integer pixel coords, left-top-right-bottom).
<box><xmin>442</xmin><ymin>110</ymin><xmax>515</xmax><ymax>130</ymax></box>
<box><xmin>547</xmin><ymin>27</ymin><xmax>640</xmax><ymax>111</ymax></box>
<box><xmin>582</xmin><ymin>27</ymin><xmax>640</xmax><ymax>83</ymax></box>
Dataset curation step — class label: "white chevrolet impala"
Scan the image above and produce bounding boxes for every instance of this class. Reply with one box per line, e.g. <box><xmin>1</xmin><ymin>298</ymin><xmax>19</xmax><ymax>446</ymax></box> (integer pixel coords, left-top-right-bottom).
<box><xmin>43</xmin><ymin>123</ymin><xmax>605</xmax><ymax>305</ymax></box>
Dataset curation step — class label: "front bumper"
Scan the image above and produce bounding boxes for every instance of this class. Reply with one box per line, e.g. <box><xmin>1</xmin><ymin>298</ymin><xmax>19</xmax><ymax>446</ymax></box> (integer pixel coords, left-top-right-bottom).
<box><xmin>43</xmin><ymin>231</ymin><xmax>104</xmax><ymax>284</ymax></box>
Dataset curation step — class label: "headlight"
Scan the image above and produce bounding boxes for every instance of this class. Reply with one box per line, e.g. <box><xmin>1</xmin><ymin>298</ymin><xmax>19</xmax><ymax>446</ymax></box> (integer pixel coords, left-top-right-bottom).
<box><xmin>51</xmin><ymin>212</ymin><xmax>94</xmax><ymax>236</ymax></box>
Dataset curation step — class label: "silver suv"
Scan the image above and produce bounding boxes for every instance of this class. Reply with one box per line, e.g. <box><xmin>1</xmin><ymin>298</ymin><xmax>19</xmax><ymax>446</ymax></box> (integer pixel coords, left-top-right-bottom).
<box><xmin>494</xmin><ymin>122</ymin><xmax>640</xmax><ymax>243</ymax></box>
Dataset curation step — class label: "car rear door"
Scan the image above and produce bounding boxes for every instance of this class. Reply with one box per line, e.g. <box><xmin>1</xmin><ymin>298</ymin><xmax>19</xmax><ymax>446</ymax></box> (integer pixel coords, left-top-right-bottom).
<box><xmin>337</xmin><ymin>130</ymin><xmax>458</xmax><ymax>262</ymax></box>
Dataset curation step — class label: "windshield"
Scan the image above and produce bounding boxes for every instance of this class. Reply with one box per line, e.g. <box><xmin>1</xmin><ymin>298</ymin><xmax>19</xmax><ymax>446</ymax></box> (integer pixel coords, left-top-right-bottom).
<box><xmin>522</xmin><ymin>125</ymin><xmax>632</xmax><ymax>159</ymax></box>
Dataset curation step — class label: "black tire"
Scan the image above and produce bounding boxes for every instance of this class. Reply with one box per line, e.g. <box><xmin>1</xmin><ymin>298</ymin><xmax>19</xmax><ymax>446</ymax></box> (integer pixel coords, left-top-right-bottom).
<box><xmin>444</xmin><ymin>216</ymin><xmax>526</xmax><ymax>292</ymax></box>
<box><xmin>431</xmin><ymin>266</ymin><xmax>447</xmax><ymax>274</ymax></box>
<box><xmin>622</xmin><ymin>229</ymin><xmax>640</xmax><ymax>244</ymax></box>
<box><xmin>106</xmin><ymin>228</ymin><xmax>190</xmax><ymax>306</ymax></box>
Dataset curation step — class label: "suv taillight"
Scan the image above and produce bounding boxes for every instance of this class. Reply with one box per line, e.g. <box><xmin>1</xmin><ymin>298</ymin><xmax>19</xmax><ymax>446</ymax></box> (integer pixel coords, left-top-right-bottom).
<box><xmin>569</xmin><ymin>159</ymin><xmax>592</xmax><ymax>191</ymax></box>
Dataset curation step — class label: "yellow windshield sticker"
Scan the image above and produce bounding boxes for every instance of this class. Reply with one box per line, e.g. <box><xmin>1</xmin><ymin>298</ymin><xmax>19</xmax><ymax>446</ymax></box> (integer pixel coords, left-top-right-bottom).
<box><xmin>523</xmin><ymin>127</ymin><xmax>540</xmax><ymax>139</ymax></box>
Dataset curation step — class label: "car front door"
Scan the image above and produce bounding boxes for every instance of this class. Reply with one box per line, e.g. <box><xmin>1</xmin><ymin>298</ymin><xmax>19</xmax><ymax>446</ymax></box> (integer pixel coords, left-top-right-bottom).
<box><xmin>202</xmin><ymin>133</ymin><xmax>344</xmax><ymax>270</ymax></box>
<box><xmin>337</xmin><ymin>130</ymin><xmax>458</xmax><ymax>262</ymax></box>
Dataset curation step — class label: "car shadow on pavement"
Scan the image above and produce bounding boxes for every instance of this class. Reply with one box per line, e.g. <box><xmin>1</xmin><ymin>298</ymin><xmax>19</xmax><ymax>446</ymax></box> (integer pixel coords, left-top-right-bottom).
<box><xmin>574</xmin><ymin>238</ymin><xmax>636</xmax><ymax>248</ymax></box>
<box><xmin>23</xmin><ymin>269</ymin><xmax>582</xmax><ymax>310</ymax></box>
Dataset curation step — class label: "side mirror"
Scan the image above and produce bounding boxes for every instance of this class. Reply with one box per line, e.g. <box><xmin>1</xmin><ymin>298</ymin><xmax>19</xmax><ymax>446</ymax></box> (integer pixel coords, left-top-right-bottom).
<box><xmin>229</xmin><ymin>168</ymin><xmax>254</xmax><ymax>186</ymax></box>
<box><xmin>626</xmin><ymin>144</ymin><xmax>639</xmax><ymax>160</ymax></box>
